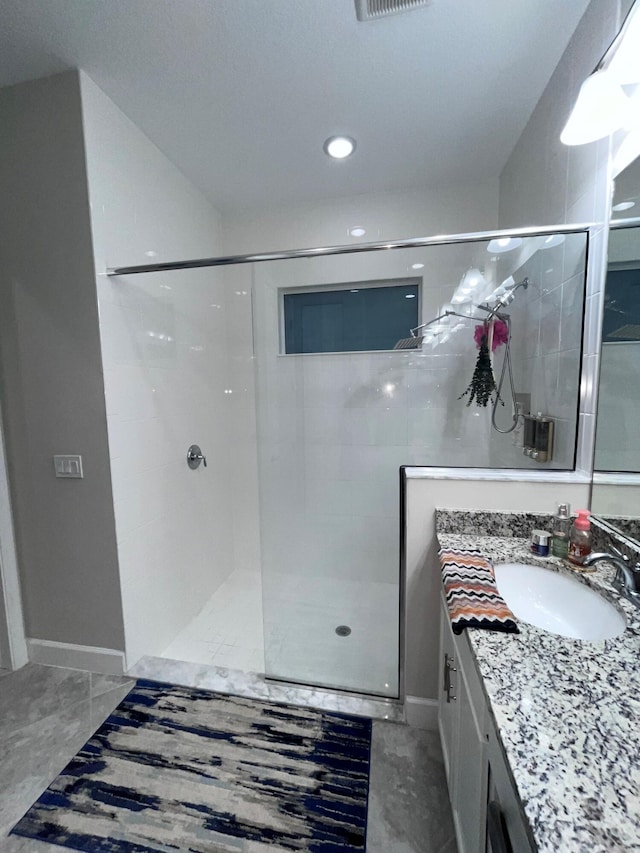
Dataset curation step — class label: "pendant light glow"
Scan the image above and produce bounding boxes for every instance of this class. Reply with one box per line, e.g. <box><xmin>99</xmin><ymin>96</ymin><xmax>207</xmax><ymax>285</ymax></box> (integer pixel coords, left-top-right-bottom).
<box><xmin>560</xmin><ymin>70</ymin><xmax>630</xmax><ymax>146</ymax></box>
<box><xmin>324</xmin><ymin>136</ymin><xmax>357</xmax><ymax>159</ymax></box>
<box><xmin>460</xmin><ymin>267</ymin><xmax>485</xmax><ymax>291</ymax></box>
<box><xmin>561</xmin><ymin>3</ymin><xmax>640</xmax><ymax>147</ymax></box>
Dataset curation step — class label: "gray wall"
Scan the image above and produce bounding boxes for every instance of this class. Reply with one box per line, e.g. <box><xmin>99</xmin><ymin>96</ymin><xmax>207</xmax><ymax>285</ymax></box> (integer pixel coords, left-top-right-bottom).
<box><xmin>0</xmin><ymin>71</ymin><xmax>125</xmax><ymax>650</ymax></box>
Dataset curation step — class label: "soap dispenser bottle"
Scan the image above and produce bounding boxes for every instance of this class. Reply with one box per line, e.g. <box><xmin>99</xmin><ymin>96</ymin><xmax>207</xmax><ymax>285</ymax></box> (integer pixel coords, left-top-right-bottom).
<box><xmin>552</xmin><ymin>502</ymin><xmax>571</xmax><ymax>559</ymax></box>
<box><xmin>568</xmin><ymin>510</ymin><xmax>592</xmax><ymax>565</ymax></box>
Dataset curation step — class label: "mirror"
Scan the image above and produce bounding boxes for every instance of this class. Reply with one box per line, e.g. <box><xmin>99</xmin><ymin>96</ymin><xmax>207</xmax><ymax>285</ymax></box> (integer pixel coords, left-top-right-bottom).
<box><xmin>591</xmin><ymin>161</ymin><xmax>640</xmax><ymax>542</ymax></box>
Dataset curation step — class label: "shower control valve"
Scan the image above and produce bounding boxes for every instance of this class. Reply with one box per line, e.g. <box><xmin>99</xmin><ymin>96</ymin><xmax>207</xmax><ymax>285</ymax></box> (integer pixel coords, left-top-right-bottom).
<box><xmin>187</xmin><ymin>444</ymin><xmax>207</xmax><ymax>469</ymax></box>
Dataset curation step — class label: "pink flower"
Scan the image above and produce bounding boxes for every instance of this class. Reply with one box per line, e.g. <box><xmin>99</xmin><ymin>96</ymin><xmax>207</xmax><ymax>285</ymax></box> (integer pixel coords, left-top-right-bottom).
<box><xmin>474</xmin><ymin>320</ymin><xmax>509</xmax><ymax>351</ymax></box>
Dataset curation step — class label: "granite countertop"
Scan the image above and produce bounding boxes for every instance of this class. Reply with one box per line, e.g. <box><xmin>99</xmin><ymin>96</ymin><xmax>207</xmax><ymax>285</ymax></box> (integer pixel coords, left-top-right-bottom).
<box><xmin>436</xmin><ymin>520</ymin><xmax>640</xmax><ymax>853</ymax></box>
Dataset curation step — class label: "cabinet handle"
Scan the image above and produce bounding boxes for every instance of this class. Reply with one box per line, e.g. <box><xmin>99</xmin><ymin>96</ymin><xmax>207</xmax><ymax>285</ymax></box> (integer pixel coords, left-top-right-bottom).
<box><xmin>443</xmin><ymin>654</ymin><xmax>457</xmax><ymax>703</ymax></box>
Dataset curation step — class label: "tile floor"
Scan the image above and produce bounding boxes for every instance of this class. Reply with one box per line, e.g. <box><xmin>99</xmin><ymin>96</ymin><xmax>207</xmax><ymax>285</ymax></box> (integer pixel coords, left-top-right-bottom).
<box><xmin>162</xmin><ymin>569</ymin><xmax>264</xmax><ymax>672</ymax></box>
<box><xmin>161</xmin><ymin>568</ymin><xmax>399</xmax><ymax>698</ymax></box>
<box><xmin>0</xmin><ymin>664</ymin><xmax>135</xmax><ymax>852</ymax></box>
<box><xmin>0</xmin><ymin>663</ymin><xmax>457</xmax><ymax>853</ymax></box>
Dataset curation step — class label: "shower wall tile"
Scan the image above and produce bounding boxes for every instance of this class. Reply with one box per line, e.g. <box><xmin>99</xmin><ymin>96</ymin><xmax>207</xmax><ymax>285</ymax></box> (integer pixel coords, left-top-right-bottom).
<box><xmin>539</xmin><ymin>285</ymin><xmax>562</xmax><ymax>353</ymax></box>
<box><xmin>499</xmin><ymin>1</ymin><xmax>628</xmax><ymax>472</ymax></box>
<box><xmin>567</xmin><ymin>134</ymin><xmax>601</xmax><ymax>212</ymax></box>
<box><xmin>555</xmin><ymin>348</ymin><xmax>583</xmax><ymax>421</ymax></box>
<box><xmin>109</xmin><ymin>461</ymin><xmax>186</xmax><ymax>540</ymax></box>
<box><xmin>519</xmin><ymin>309</ymin><xmax>540</xmax><ymax>362</ymax></box>
<box><xmin>560</xmin><ymin>275</ymin><xmax>587</xmax><ymax>352</ymax></box>
<box><xmin>304</xmin><ymin>444</ymin><xmax>408</xmax><ymax>483</ymax></box>
<box><xmin>553</xmin><ymin>417</ymin><xmax>577</xmax><ymax>468</ymax></box>
<box><xmin>222</xmin><ymin>184</ymin><xmax>502</xmax><ymax>619</ymax></box>
<box><xmin>306</xmin><ymin>477</ymin><xmax>399</xmax><ymax>520</ymax></box>
<box><xmin>406</xmin><ymin>368</ymin><xmax>461</xmax><ymax>409</ymax></box>
<box><xmin>81</xmin><ymin>73</ymin><xmax>235</xmax><ymax>668</ymax></box>
<box><xmin>539</xmin><ymin>244</ymin><xmax>565</xmax><ymax>293</ymax></box>
<box><xmin>595</xmin><ymin>343</ymin><xmax>640</xmax><ymax>471</ymax></box>
<box><xmin>302</xmin><ymin>406</ymin><xmax>410</xmax><ymax>447</ymax></box>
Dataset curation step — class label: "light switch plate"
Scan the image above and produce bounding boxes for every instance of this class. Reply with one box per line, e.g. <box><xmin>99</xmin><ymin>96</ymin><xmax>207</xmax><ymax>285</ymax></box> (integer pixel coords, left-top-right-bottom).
<box><xmin>54</xmin><ymin>455</ymin><xmax>83</xmax><ymax>478</ymax></box>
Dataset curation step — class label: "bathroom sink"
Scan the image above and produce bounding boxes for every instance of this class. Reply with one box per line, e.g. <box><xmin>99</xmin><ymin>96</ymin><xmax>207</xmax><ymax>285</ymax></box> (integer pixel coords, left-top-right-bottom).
<box><xmin>493</xmin><ymin>562</ymin><xmax>626</xmax><ymax>641</ymax></box>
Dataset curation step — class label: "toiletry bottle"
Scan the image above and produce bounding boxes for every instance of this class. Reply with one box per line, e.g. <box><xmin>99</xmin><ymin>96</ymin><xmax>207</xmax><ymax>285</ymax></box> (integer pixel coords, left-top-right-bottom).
<box><xmin>552</xmin><ymin>502</ymin><xmax>571</xmax><ymax>559</ymax></box>
<box><xmin>568</xmin><ymin>510</ymin><xmax>592</xmax><ymax>564</ymax></box>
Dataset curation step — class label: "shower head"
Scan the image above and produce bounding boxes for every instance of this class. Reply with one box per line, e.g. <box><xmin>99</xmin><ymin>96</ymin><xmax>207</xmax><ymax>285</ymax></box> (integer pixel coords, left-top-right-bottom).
<box><xmin>500</xmin><ymin>277</ymin><xmax>528</xmax><ymax>305</ymax></box>
<box><xmin>498</xmin><ymin>289</ymin><xmax>516</xmax><ymax>308</ymax></box>
<box><xmin>394</xmin><ymin>334</ymin><xmax>424</xmax><ymax>349</ymax></box>
<box><xmin>394</xmin><ymin>280</ymin><xmax>529</xmax><ymax>350</ymax></box>
<box><xmin>481</xmin><ymin>277</ymin><xmax>529</xmax><ymax>319</ymax></box>
<box><xmin>394</xmin><ymin>309</ymin><xmax>459</xmax><ymax>349</ymax></box>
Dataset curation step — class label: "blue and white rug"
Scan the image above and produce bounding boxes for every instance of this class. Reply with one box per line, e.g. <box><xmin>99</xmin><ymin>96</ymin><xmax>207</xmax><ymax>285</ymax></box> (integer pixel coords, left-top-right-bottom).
<box><xmin>11</xmin><ymin>679</ymin><xmax>372</xmax><ymax>852</ymax></box>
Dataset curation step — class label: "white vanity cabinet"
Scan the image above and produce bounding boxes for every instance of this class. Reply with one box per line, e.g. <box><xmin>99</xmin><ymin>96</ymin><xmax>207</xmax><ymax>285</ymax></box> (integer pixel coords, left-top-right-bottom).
<box><xmin>438</xmin><ymin>593</ymin><xmax>536</xmax><ymax>853</ymax></box>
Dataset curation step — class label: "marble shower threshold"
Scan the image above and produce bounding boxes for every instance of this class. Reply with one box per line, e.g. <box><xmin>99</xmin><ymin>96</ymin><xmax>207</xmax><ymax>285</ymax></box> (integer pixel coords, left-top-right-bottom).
<box><xmin>129</xmin><ymin>656</ymin><xmax>405</xmax><ymax>722</ymax></box>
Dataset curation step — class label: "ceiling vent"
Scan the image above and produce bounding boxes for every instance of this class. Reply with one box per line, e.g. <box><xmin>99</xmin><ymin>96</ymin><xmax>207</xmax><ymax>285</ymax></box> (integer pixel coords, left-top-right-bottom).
<box><xmin>355</xmin><ymin>0</ymin><xmax>431</xmax><ymax>21</ymax></box>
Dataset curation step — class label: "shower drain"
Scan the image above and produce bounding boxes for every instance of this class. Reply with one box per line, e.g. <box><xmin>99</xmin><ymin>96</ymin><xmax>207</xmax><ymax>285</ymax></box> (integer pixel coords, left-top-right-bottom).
<box><xmin>335</xmin><ymin>625</ymin><xmax>352</xmax><ymax>637</ymax></box>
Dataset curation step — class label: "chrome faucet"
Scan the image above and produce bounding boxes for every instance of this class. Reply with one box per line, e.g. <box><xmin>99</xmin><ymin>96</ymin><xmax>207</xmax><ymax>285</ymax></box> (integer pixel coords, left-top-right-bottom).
<box><xmin>582</xmin><ymin>551</ymin><xmax>640</xmax><ymax>601</ymax></box>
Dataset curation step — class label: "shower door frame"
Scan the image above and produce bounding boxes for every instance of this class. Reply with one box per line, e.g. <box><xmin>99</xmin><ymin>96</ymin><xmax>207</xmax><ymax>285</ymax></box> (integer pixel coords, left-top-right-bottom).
<box><xmin>108</xmin><ymin>224</ymin><xmax>599</xmax><ymax>481</ymax></box>
<box><xmin>107</xmin><ymin>222</ymin><xmax>599</xmax><ymax>702</ymax></box>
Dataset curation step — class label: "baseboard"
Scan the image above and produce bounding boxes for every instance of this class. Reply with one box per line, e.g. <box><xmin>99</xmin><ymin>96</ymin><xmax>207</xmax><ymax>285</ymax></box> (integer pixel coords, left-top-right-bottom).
<box><xmin>405</xmin><ymin>695</ymin><xmax>439</xmax><ymax>730</ymax></box>
<box><xmin>27</xmin><ymin>638</ymin><xmax>126</xmax><ymax>675</ymax></box>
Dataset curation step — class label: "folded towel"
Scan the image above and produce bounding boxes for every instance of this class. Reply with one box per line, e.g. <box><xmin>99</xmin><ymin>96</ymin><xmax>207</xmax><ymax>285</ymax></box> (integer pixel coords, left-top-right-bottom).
<box><xmin>439</xmin><ymin>547</ymin><xmax>519</xmax><ymax>635</ymax></box>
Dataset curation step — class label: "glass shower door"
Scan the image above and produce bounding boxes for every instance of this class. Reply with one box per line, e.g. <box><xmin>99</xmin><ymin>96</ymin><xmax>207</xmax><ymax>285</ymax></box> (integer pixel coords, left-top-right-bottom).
<box><xmin>252</xmin><ymin>256</ymin><xmax>407</xmax><ymax>698</ymax></box>
<box><xmin>252</xmin><ymin>230</ymin><xmax>587</xmax><ymax>697</ymax></box>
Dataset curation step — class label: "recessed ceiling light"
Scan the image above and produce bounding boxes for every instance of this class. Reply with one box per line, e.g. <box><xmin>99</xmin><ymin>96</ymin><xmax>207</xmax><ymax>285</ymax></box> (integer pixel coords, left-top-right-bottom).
<box><xmin>460</xmin><ymin>267</ymin><xmax>485</xmax><ymax>290</ymax></box>
<box><xmin>349</xmin><ymin>226</ymin><xmax>366</xmax><ymax>237</ymax></box>
<box><xmin>612</xmin><ymin>201</ymin><xmax>635</xmax><ymax>211</ymax></box>
<box><xmin>350</xmin><ymin>289</ymin><xmax>360</xmax><ymax>293</ymax></box>
<box><xmin>541</xmin><ymin>234</ymin><xmax>565</xmax><ymax>249</ymax></box>
<box><xmin>405</xmin><ymin>294</ymin><xmax>416</xmax><ymax>299</ymax></box>
<box><xmin>324</xmin><ymin>135</ymin><xmax>356</xmax><ymax>159</ymax></box>
<box><xmin>486</xmin><ymin>237</ymin><xmax>522</xmax><ymax>253</ymax></box>
<box><xmin>411</xmin><ymin>263</ymin><xmax>425</xmax><ymax>269</ymax></box>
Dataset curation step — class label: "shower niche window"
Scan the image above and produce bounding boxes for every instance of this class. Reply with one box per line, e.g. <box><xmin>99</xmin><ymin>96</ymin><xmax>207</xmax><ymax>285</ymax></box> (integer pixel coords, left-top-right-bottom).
<box><xmin>281</xmin><ymin>278</ymin><xmax>420</xmax><ymax>354</ymax></box>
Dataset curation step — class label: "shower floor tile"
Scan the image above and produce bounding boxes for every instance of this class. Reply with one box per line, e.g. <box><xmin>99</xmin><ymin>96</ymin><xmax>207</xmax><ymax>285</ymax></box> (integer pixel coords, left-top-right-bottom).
<box><xmin>161</xmin><ymin>569</ymin><xmax>265</xmax><ymax>673</ymax></box>
<box><xmin>161</xmin><ymin>568</ymin><xmax>399</xmax><ymax>697</ymax></box>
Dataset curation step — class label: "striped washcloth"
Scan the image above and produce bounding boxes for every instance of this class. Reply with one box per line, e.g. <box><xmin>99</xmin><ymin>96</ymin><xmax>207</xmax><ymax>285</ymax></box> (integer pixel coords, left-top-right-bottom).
<box><xmin>439</xmin><ymin>547</ymin><xmax>519</xmax><ymax>635</ymax></box>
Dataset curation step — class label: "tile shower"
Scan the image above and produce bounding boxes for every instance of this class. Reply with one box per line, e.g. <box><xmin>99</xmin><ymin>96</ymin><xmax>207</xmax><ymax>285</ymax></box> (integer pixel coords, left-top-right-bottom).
<box><xmin>142</xmin><ymin>228</ymin><xmax>589</xmax><ymax>700</ymax></box>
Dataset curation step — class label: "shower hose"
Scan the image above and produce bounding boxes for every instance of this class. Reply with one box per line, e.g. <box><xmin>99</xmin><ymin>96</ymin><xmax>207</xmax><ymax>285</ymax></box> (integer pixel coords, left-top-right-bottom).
<box><xmin>491</xmin><ymin>317</ymin><xmax>519</xmax><ymax>434</ymax></box>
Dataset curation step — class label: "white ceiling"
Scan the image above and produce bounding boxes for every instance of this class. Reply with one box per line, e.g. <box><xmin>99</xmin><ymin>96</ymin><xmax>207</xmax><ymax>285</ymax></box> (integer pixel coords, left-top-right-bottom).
<box><xmin>0</xmin><ymin>0</ymin><xmax>591</xmax><ymax>215</ymax></box>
